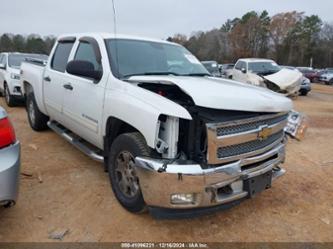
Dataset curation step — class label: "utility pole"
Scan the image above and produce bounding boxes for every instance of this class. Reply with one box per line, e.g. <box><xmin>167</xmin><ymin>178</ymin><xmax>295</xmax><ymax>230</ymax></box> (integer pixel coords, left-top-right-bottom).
<box><xmin>310</xmin><ymin>57</ymin><xmax>313</xmax><ymax>68</ymax></box>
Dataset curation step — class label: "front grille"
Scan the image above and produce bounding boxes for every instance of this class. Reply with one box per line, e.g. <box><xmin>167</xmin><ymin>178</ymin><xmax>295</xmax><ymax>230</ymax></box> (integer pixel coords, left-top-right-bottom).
<box><xmin>216</xmin><ymin>114</ymin><xmax>288</xmax><ymax>137</ymax></box>
<box><xmin>217</xmin><ymin>130</ymin><xmax>284</xmax><ymax>158</ymax></box>
<box><xmin>206</xmin><ymin>113</ymin><xmax>288</xmax><ymax>164</ymax></box>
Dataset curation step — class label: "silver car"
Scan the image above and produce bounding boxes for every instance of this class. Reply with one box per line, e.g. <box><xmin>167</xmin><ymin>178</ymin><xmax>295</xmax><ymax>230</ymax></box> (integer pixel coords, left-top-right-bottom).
<box><xmin>0</xmin><ymin>106</ymin><xmax>20</xmax><ymax>207</ymax></box>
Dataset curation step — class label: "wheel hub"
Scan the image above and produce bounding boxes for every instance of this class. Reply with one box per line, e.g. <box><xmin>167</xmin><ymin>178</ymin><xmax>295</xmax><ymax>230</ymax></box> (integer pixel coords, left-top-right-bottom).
<box><xmin>29</xmin><ymin>100</ymin><xmax>36</xmax><ymax>125</ymax></box>
<box><xmin>115</xmin><ymin>151</ymin><xmax>139</xmax><ymax>198</ymax></box>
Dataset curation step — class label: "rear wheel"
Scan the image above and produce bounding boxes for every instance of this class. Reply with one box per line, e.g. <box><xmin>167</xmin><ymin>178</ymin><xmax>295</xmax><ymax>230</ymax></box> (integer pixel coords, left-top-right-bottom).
<box><xmin>108</xmin><ymin>132</ymin><xmax>150</xmax><ymax>213</ymax></box>
<box><xmin>329</xmin><ymin>79</ymin><xmax>333</xmax><ymax>85</ymax></box>
<box><xmin>26</xmin><ymin>91</ymin><xmax>49</xmax><ymax>131</ymax></box>
<box><xmin>4</xmin><ymin>84</ymin><xmax>16</xmax><ymax>107</ymax></box>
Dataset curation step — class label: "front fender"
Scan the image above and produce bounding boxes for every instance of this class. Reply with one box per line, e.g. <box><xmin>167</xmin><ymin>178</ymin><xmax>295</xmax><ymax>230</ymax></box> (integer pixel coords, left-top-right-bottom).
<box><xmin>102</xmin><ymin>84</ymin><xmax>192</xmax><ymax>148</ymax></box>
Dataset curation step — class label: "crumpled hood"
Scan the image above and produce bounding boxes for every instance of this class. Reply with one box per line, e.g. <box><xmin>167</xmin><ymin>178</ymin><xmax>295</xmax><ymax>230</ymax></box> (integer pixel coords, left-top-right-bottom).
<box><xmin>263</xmin><ymin>69</ymin><xmax>302</xmax><ymax>90</ymax></box>
<box><xmin>128</xmin><ymin>75</ymin><xmax>293</xmax><ymax>113</ymax></box>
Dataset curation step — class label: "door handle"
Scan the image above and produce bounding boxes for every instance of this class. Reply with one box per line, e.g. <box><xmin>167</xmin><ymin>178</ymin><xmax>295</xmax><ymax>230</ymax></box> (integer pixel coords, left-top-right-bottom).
<box><xmin>63</xmin><ymin>83</ymin><xmax>73</xmax><ymax>91</ymax></box>
<box><xmin>44</xmin><ymin>76</ymin><xmax>51</xmax><ymax>82</ymax></box>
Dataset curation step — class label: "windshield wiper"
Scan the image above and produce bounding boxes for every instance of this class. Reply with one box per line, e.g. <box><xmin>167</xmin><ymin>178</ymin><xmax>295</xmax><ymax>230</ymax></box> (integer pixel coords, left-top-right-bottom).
<box><xmin>123</xmin><ymin>72</ymin><xmax>180</xmax><ymax>79</ymax></box>
<box><xmin>184</xmin><ymin>73</ymin><xmax>211</xmax><ymax>77</ymax></box>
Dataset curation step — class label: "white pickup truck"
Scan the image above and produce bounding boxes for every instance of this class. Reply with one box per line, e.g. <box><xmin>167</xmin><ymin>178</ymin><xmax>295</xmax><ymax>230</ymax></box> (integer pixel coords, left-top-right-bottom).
<box><xmin>20</xmin><ymin>33</ymin><xmax>293</xmax><ymax>218</ymax></box>
<box><xmin>0</xmin><ymin>52</ymin><xmax>48</xmax><ymax>107</ymax></box>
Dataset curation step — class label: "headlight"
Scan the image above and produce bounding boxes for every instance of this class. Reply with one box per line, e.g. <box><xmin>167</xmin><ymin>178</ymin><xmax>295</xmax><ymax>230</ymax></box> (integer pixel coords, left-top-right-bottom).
<box><xmin>10</xmin><ymin>73</ymin><xmax>20</xmax><ymax>80</ymax></box>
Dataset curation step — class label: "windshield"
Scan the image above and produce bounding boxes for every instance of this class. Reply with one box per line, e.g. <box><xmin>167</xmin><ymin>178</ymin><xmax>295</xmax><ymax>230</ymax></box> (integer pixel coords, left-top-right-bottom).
<box><xmin>248</xmin><ymin>61</ymin><xmax>280</xmax><ymax>74</ymax></box>
<box><xmin>105</xmin><ymin>39</ymin><xmax>210</xmax><ymax>79</ymax></box>
<box><xmin>8</xmin><ymin>54</ymin><xmax>48</xmax><ymax>68</ymax></box>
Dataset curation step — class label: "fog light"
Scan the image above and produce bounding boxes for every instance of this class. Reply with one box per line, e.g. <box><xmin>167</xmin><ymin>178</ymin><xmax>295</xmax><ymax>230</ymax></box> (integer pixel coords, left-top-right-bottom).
<box><xmin>285</xmin><ymin>111</ymin><xmax>308</xmax><ymax>141</ymax></box>
<box><xmin>170</xmin><ymin>193</ymin><xmax>196</xmax><ymax>205</ymax></box>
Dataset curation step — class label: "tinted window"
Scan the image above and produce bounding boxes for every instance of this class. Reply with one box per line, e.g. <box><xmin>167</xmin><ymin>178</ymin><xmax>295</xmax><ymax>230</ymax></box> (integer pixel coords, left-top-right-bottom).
<box><xmin>51</xmin><ymin>42</ymin><xmax>74</xmax><ymax>72</ymax></box>
<box><xmin>235</xmin><ymin>61</ymin><xmax>245</xmax><ymax>70</ymax></box>
<box><xmin>0</xmin><ymin>54</ymin><xmax>6</xmax><ymax>65</ymax></box>
<box><xmin>74</xmin><ymin>42</ymin><xmax>101</xmax><ymax>71</ymax></box>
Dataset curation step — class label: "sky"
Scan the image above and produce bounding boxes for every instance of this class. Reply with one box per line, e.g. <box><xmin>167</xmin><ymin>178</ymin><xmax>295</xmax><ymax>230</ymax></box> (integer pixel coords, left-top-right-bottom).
<box><xmin>1</xmin><ymin>0</ymin><xmax>332</xmax><ymax>39</ymax></box>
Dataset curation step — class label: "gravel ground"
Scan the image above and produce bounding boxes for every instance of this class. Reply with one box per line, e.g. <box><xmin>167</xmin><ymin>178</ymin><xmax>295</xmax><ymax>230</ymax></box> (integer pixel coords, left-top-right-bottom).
<box><xmin>0</xmin><ymin>84</ymin><xmax>332</xmax><ymax>242</ymax></box>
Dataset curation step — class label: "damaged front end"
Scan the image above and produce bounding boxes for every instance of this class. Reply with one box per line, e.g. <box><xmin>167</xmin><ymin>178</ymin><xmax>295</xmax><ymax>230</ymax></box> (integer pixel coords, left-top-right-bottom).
<box><xmin>262</xmin><ymin>69</ymin><xmax>302</xmax><ymax>96</ymax></box>
<box><xmin>129</xmin><ymin>79</ymin><xmax>295</xmax><ymax>217</ymax></box>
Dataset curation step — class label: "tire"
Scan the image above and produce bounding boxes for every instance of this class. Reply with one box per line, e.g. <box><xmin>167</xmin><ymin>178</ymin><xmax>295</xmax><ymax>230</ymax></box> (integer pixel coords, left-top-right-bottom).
<box><xmin>4</xmin><ymin>84</ymin><xmax>16</xmax><ymax>107</ymax></box>
<box><xmin>300</xmin><ymin>90</ymin><xmax>308</xmax><ymax>96</ymax></box>
<box><xmin>26</xmin><ymin>91</ymin><xmax>49</xmax><ymax>131</ymax></box>
<box><xmin>108</xmin><ymin>132</ymin><xmax>150</xmax><ymax>213</ymax></box>
<box><xmin>329</xmin><ymin>79</ymin><xmax>333</xmax><ymax>85</ymax></box>
<box><xmin>312</xmin><ymin>77</ymin><xmax>318</xmax><ymax>83</ymax></box>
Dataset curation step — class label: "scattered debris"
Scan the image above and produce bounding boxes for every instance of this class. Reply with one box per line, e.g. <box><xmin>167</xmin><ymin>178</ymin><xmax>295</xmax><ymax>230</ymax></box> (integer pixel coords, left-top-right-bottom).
<box><xmin>28</xmin><ymin>144</ymin><xmax>38</xmax><ymax>150</ymax></box>
<box><xmin>320</xmin><ymin>218</ymin><xmax>330</xmax><ymax>225</ymax></box>
<box><xmin>21</xmin><ymin>172</ymin><xmax>33</xmax><ymax>178</ymax></box>
<box><xmin>48</xmin><ymin>229</ymin><xmax>69</xmax><ymax>241</ymax></box>
<box><xmin>37</xmin><ymin>172</ymin><xmax>43</xmax><ymax>183</ymax></box>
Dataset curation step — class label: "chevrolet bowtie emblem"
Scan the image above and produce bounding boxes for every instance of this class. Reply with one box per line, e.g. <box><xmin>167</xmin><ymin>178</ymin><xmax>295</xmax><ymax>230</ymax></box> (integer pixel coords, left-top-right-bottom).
<box><xmin>258</xmin><ymin>126</ymin><xmax>272</xmax><ymax>140</ymax></box>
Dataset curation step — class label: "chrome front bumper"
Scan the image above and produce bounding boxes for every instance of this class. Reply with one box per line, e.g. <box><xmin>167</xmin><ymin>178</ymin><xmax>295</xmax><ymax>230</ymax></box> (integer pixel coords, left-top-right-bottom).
<box><xmin>0</xmin><ymin>141</ymin><xmax>21</xmax><ymax>205</ymax></box>
<box><xmin>135</xmin><ymin>143</ymin><xmax>286</xmax><ymax>210</ymax></box>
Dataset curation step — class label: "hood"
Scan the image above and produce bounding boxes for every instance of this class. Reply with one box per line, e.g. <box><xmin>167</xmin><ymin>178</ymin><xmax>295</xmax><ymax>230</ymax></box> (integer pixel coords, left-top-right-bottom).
<box><xmin>128</xmin><ymin>75</ymin><xmax>293</xmax><ymax>113</ymax></box>
<box><xmin>263</xmin><ymin>69</ymin><xmax>302</xmax><ymax>90</ymax></box>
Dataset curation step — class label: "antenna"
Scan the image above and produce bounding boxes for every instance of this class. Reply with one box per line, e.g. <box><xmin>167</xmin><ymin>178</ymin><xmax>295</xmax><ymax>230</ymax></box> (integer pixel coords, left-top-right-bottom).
<box><xmin>111</xmin><ymin>0</ymin><xmax>120</xmax><ymax>77</ymax></box>
<box><xmin>111</xmin><ymin>0</ymin><xmax>118</xmax><ymax>36</ymax></box>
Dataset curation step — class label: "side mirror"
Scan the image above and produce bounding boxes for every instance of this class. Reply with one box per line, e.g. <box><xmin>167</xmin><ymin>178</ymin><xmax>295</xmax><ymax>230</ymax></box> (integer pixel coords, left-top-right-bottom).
<box><xmin>66</xmin><ymin>60</ymin><xmax>102</xmax><ymax>82</ymax></box>
<box><xmin>0</xmin><ymin>63</ymin><xmax>6</xmax><ymax>70</ymax></box>
<box><xmin>241</xmin><ymin>68</ymin><xmax>247</xmax><ymax>74</ymax></box>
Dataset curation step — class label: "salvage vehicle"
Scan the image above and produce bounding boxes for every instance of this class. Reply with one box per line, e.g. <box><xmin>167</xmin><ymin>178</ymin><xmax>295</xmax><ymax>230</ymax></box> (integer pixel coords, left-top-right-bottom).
<box><xmin>299</xmin><ymin>77</ymin><xmax>312</xmax><ymax>96</ymax></box>
<box><xmin>232</xmin><ymin>59</ymin><xmax>302</xmax><ymax>96</ymax></box>
<box><xmin>201</xmin><ymin>61</ymin><xmax>221</xmax><ymax>77</ymax></box>
<box><xmin>0</xmin><ymin>52</ymin><xmax>48</xmax><ymax>107</ymax></box>
<box><xmin>0</xmin><ymin>106</ymin><xmax>20</xmax><ymax>207</ymax></box>
<box><xmin>297</xmin><ymin>68</ymin><xmax>320</xmax><ymax>83</ymax></box>
<box><xmin>220</xmin><ymin>63</ymin><xmax>234</xmax><ymax>79</ymax></box>
<box><xmin>319</xmin><ymin>72</ymin><xmax>333</xmax><ymax>85</ymax></box>
<box><xmin>20</xmin><ymin>33</ymin><xmax>295</xmax><ymax>218</ymax></box>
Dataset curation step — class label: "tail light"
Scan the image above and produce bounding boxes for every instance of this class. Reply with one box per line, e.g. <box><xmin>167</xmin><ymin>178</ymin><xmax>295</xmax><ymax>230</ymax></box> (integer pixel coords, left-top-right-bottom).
<box><xmin>0</xmin><ymin>117</ymin><xmax>16</xmax><ymax>149</ymax></box>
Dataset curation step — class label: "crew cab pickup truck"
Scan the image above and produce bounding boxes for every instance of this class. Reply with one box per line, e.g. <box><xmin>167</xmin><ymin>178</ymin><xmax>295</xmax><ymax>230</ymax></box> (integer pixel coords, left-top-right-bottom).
<box><xmin>232</xmin><ymin>58</ymin><xmax>302</xmax><ymax>96</ymax></box>
<box><xmin>0</xmin><ymin>52</ymin><xmax>48</xmax><ymax>107</ymax></box>
<box><xmin>20</xmin><ymin>33</ymin><xmax>293</xmax><ymax>218</ymax></box>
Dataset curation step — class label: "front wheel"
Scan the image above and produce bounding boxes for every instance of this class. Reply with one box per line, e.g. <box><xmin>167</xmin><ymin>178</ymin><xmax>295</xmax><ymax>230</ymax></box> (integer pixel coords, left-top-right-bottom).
<box><xmin>108</xmin><ymin>132</ymin><xmax>150</xmax><ymax>213</ymax></box>
<box><xmin>4</xmin><ymin>84</ymin><xmax>16</xmax><ymax>107</ymax></box>
<box><xmin>26</xmin><ymin>91</ymin><xmax>49</xmax><ymax>131</ymax></box>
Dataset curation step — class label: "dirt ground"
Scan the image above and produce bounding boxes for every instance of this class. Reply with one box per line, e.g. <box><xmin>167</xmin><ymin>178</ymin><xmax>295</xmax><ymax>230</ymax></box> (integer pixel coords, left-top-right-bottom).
<box><xmin>0</xmin><ymin>84</ymin><xmax>332</xmax><ymax>242</ymax></box>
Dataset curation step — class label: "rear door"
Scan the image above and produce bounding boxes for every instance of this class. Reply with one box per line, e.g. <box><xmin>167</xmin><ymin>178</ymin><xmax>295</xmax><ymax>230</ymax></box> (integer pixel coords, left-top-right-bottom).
<box><xmin>62</xmin><ymin>37</ymin><xmax>107</xmax><ymax>147</ymax></box>
<box><xmin>43</xmin><ymin>38</ymin><xmax>75</xmax><ymax>122</ymax></box>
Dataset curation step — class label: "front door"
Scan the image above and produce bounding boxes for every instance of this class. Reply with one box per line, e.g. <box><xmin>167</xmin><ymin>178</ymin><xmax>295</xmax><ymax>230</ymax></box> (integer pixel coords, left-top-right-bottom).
<box><xmin>62</xmin><ymin>38</ymin><xmax>106</xmax><ymax>148</ymax></box>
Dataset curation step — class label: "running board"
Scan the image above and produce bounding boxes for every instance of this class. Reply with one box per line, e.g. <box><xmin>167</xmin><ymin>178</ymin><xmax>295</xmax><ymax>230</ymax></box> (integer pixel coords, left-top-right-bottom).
<box><xmin>47</xmin><ymin>121</ymin><xmax>104</xmax><ymax>163</ymax></box>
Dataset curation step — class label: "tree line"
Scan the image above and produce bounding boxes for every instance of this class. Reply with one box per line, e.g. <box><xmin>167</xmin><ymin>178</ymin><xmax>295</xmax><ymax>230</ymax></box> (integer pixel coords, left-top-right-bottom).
<box><xmin>167</xmin><ymin>11</ymin><xmax>333</xmax><ymax>68</ymax></box>
<box><xmin>0</xmin><ymin>34</ymin><xmax>56</xmax><ymax>55</ymax></box>
<box><xmin>1</xmin><ymin>10</ymin><xmax>332</xmax><ymax>68</ymax></box>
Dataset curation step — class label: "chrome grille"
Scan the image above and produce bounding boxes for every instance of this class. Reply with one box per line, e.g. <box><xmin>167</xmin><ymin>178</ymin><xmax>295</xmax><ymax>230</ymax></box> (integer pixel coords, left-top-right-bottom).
<box><xmin>217</xmin><ymin>131</ymin><xmax>284</xmax><ymax>158</ymax></box>
<box><xmin>206</xmin><ymin>113</ymin><xmax>288</xmax><ymax>164</ymax></box>
<box><xmin>216</xmin><ymin>114</ymin><xmax>288</xmax><ymax>137</ymax></box>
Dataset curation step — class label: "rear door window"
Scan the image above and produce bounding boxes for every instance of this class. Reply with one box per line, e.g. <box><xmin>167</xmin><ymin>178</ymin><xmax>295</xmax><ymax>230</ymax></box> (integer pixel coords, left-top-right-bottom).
<box><xmin>51</xmin><ymin>42</ymin><xmax>75</xmax><ymax>73</ymax></box>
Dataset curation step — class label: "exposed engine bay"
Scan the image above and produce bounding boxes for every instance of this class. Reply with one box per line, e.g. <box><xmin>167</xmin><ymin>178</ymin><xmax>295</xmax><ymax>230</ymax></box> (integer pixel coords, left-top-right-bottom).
<box><xmin>137</xmin><ymin>81</ymin><xmax>280</xmax><ymax>167</ymax></box>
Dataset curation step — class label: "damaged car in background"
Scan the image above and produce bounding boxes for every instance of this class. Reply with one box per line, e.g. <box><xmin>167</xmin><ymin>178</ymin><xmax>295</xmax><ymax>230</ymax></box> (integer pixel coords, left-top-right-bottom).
<box><xmin>231</xmin><ymin>58</ymin><xmax>302</xmax><ymax>96</ymax></box>
<box><xmin>20</xmin><ymin>33</ymin><xmax>306</xmax><ymax>218</ymax></box>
